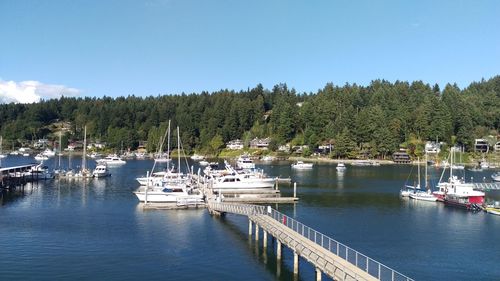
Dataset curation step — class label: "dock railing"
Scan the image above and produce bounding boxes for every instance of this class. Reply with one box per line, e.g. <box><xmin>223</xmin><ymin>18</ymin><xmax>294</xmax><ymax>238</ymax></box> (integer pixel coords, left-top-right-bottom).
<box><xmin>209</xmin><ymin>202</ymin><xmax>413</xmax><ymax>281</ymax></box>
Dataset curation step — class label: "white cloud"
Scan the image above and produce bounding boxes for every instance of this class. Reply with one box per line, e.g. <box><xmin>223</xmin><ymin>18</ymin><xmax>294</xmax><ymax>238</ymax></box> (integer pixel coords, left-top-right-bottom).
<box><xmin>0</xmin><ymin>80</ymin><xmax>81</xmax><ymax>104</ymax></box>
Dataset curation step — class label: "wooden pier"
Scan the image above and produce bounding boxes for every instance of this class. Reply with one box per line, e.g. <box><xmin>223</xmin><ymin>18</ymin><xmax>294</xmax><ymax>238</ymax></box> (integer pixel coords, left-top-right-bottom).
<box><xmin>208</xmin><ymin>202</ymin><xmax>414</xmax><ymax>281</ymax></box>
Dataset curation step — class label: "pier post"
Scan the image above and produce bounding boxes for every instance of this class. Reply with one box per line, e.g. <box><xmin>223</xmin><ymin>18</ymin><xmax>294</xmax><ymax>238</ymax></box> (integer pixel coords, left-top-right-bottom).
<box><xmin>277</xmin><ymin>240</ymin><xmax>282</xmax><ymax>260</ymax></box>
<box><xmin>293</xmin><ymin>251</ymin><xmax>299</xmax><ymax>275</ymax></box>
<box><xmin>248</xmin><ymin>219</ymin><xmax>253</xmax><ymax>236</ymax></box>
<box><xmin>294</xmin><ymin>182</ymin><xmax>297</xmax><ymax>198</ymax></box>
<box><xmin>263</xmin><ymin>230</ymin><xmax>267</xmax><ymax>248</ymax></box>
<box><xmin>255</xmin><ymin>223</ymin><xmax>259</xmax><ymax>241</ymax></box>
<box><xmin>315</xmin><ymin>267</ymin><xmax>322</xmax><ymax>281</ymax></box>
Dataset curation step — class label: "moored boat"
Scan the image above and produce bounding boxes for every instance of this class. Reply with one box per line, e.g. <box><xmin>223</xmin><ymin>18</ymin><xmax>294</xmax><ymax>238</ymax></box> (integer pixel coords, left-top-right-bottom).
<box><xmin>92</xmin><ymin>163</ymin><xmax>110</xmax><ymax>178</ymax></box>
<box><xmin>291</xmin><ymin>161</ymin><xmax>313</xmax><ymax>169</ymax></box>
<box><xmin>336</xmin><ymin>162</ymin><xmax>346</xmax><ymax>171</ymax></box>
<box><xmin>491</xmin><ymin>172</ymin><xmax>500</xmax><ymax>182</ymax></box>
<box><xmin>98</xmin><ymin>154</ymin><xmax>126</xmax><ymax>166</ymax></box>
<box><xmin>236</xmin><ymin>154</ymin><xmax>255</xmax><ymax>169</ymax></box>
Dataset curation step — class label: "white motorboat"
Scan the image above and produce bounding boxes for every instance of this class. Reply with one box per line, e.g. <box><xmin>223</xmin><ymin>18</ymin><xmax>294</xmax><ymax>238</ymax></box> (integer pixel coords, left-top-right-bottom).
<box><xmin>34</xmin><ymin>153</ymin><xmax>49</xmax><ymax>161</ymax></box>
<box><xmin>291</xmin><ymin>161</ymin><xmax>313</xmax><ymax>169</ymax></box>
<box><xmin>409</xmin><ymin>190</ymin><xmax>438</xmax><ymax>202</ymax></box>
<box><xmin>199</xmin><ymin>160</ymin><xmax>209</xmax><ymax>166</ymax></box>
<box><xmin>261</xmin><ymin>155</ymin><xmax>275</xmax><ymax>161</ymax></box>
<box><xmin>92</xmin><ymin>163</ymin><xmax>110</xmax><ymax>178</ymax></box>
<box><xmin>236</xmin><ymin>154</ymin><xmax>255</xmax><ymax>169</ymax></box>
<box><xmin>134</xmin><ymin>185</ymin><xmax>203</xmax><ymax>203</ymax></box>
<box><xmin>98</xmin><ymin>154</ymin><xmax>126</xmax><ymax>166</ymax></box>
<box><xmin>24</xmin><ymin>162</ymin><xmax>54</xmax><ymax>179</ymax></box>
<box><xmin>42</xmin><ymin>148</ymin><xmax>56</xmax><ymax>157</ymax></box>
<box><xmin>336</xmin><ymin>162</ymin><xmax>346</xmax><ymax>171</ymax></box>
<box><xmin>491</xmin><ymin>172</ymin><xmax>500</xmax><ymax>182</ymax></box>
<box><xmin>190</xmin><ymin>154</ymin><xmax>204</xmax><ymax>160</ymax></box>
<box><xmin>210</xmin><ymin>174</ymin><xmax>275</xmax><ymax>190</ymax></box>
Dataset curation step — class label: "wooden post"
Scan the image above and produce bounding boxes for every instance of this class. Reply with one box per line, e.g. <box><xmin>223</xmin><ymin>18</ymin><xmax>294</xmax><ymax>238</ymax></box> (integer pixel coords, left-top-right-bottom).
<box><xmin>255</xmin><ymin>223</ymin><xmax>259</xmax><ymax>241</ymax></box>
<box><xmin>275</xmin><ymin>178</ymin><xmax>279</xmax><ymax>190</ymax></box>
<box><xmin>316</xmin><ymin>267</ymin><xmax>322</xmax><ymax>281</ymax></box>
<box><xmin>294</xmin><ymin>182</ymin><xmax>297</xmax><ymax>198</ymax></box>
<box><xmin>263</xmin><ymin>230</ymin><xmax>267</xmax><ymax>248</ymax></box>
<box><xmin>277</xmin><ymin>240</ymin><xmax>282</xmax><ymax>260</ymax></box>
<box><xmin>293</xmin><ymin>251</ymin><xmax>299</xmax><ymax>275</ymax></box>
<box><xmin>248</xmin><ymin>219</ymin><xmax>253</xmax><ymax>236</ymax></box>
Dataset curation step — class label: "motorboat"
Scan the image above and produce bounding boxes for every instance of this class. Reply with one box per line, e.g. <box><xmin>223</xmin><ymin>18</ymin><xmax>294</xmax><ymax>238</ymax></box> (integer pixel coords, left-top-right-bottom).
<box><xmin>92</xmin><ymin>163</ymin><xmax>110</xmax><ymax>178</ymax></box>
<box><xmin>484</xmin><ymin>202</ymin><xmax>500</xmax><ymax>215</ymax></box>
<box><xmin>409</xmin><ymin>190</ymin><xmax>438</xmax><ymax>202</ymax></box>
<box><xmin>42</xmin><ymin>148</ymin><xmax>56</xmax><ymax>157</ymax></box>
<box><xmin>199</xmin><ymin>160</ymin><xmax>209</xmax><ymax>166</ymax></box>
<box><xmin>24</xmin><ymin>162</ymin><xmax>54</xmax><ymax>179</ymax></box>
<box><xmin>291</xmin><ymin>161</ymin><xmax>313</xmax><ymax>169</ymax></box>
<box><xmin>236</xmin><ymin>154</ymin><xmax>255</xmax><ymax>169</ymax></box>
<box><xmin>261</xmin><ymin>155</ymin><xmax>275</xmax><ymax>161</ymax></box>
<box><xmin>98</xmin><ymin>154</ymin><xmax>126</xmax><ymax>166</ymax></box>
<box><xmin>210</xmin><ymin>174</ymin><xmax>275</xmax><ymax>190</ymax></box>
<box><xmin>491</xmin><ymin>172</ymin><xmax>500</xmax><ymax>182</ymax></box>
<box><xmin>34</xmin><ymin>153</ymin><xmax>49</xmax><ymax>161</ymax></box>
<box><xmin>190</xmin><ymin>154</ymin><xmax>205</xmax><ymax>160</ymax></box>
<box><xmin>134</xmin><ymin>184</ymin><xmax>203</xmax><ymax>203</ymax></box>
<box><xmin>336</xmin><ymin>162</ymin><xmax>346</xmax><ymax>171</ymax></box>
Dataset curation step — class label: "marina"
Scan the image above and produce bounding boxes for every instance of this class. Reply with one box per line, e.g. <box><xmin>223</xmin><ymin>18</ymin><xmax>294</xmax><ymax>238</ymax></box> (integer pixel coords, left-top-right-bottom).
<box><xmin>1</xmin><ymin>156</ymin><xmax>499</xmax><ymax>280</ymax></box>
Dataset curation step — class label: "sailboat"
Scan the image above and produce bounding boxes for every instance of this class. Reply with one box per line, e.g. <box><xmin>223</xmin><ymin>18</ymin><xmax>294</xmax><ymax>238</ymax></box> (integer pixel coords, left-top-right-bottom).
<box><xmin>409</xmin><ymin>154</ymin><xmax>438</xmax><ymax>202</ymax></box>
<box><xmin>401</xmin><ymin>157</ymin><xmax>422</xmax><ymax>197</ymax></box>
<box><xmin>66</xmin><ymin>126</ymin><xmax>92</xmax><ymax>179</ymax></box>
<box><xmin>134</xmin><ymin>126</ymin><xmax>203</xmax><ymax>204</ymax></box>
<box><xmin>154</xmin><ymin>120</ymin><xmax>171</xmax><ymax>163</ymax></box>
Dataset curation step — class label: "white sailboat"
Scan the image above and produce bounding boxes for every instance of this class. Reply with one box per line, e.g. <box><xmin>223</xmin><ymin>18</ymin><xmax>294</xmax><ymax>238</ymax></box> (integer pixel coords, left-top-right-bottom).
<box><xmin>154</xmin><ymin>120</ymin><xmax>171</xmax><ymax>163</ymax></box>
<box><xmin>407</xmin><ymin>155</ymin><xmax>438</xmax><ymax>202</ymax></box>
<box><xmin>401</xmin><ymin>157</ymin><xmax>422</xmax><ymax>197</ymax></box>
<box><xmin>134</xmin><ymin>126</ymin><xmax>203</xmax><ymax>204</ymax></box>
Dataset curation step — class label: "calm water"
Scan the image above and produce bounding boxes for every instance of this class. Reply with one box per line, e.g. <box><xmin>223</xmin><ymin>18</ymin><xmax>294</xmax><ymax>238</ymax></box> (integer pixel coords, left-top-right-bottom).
<box><xmin>1</xmin><ymin>156</ymin><xmax>499</xmax><ymax>281</ymax></box>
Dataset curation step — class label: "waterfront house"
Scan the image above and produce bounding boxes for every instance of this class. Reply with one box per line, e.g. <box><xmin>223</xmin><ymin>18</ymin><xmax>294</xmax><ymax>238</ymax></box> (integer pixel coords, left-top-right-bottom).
<box><xmin>474</xmin><ymin>139</ymin><xmax>489</xmax><ymax>153</ymax></box>
<box><xmin>392</xmin><ymin>151</ymin><xmax>411</xmax><ymax>164</ymax></box>
<box><xmin>226</xmin><ymin>139</ymin><xmax>244</xmax><ymax>150</ymax></box>
<box><xmin>425</xmin><ymin>141</ymin><xmax>441</xmax><ymax>154</ymax></box>
<box><xmin>249</xmin><ymin>138</ymin><xmax>271</xmax><ymax>150</ymax></box>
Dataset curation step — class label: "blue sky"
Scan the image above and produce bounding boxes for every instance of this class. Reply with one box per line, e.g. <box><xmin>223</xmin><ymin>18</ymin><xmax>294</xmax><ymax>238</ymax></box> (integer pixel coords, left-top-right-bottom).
<box><xmin>1</xmin><ymin>0</ymin><xmax>499</xmax><ymax>101</ymax></box>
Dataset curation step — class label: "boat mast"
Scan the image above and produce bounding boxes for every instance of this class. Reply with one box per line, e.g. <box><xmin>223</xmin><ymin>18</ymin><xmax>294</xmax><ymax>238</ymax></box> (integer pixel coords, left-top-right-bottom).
<box><xmin>177</xmin><ymin>126</ymin><xmax>180</xmax><ymax>180</ymax></box>
<box><xmin>58</xmin><ymin>131</ymin><xmax>62</xmax><ymax>169</ymax></box>
<box><xmin>425</xmin><ymin>153</ymin><xmax>428</xmax><ymax>190</ymax></box>
<box><xmin>82</xmin><ymin>126</ymin><xmax>87</xmax><ymax>171</ymax></box>
<box><xmin>417</xmin><ymin>157</ymin><xmax>421</xmax><ymax>189</ymax></box>
<box><xmin>167</xmin><ymin>120</ymin><xmax>171</xmax><ymax>170</ymax></box>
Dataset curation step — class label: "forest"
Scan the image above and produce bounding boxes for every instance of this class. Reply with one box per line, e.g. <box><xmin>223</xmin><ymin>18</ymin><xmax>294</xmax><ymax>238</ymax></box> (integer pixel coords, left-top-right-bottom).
<box><xmin>0</xmin><ymin>76</ymin><xmax>499</xmax><ymax>159</ymax></box>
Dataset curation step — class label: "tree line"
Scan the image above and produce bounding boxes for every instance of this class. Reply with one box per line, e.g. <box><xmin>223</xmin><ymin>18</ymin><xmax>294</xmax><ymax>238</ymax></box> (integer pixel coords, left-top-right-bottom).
<box><xmin>0</xmin><ymin>76</ymin><xmax>499</xmax><ymax>158</ymax></box>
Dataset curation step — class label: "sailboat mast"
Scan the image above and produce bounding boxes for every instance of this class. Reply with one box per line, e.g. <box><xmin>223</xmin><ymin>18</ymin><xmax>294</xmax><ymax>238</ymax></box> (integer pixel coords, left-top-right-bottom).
<box><xmin>58</xmin><ymin>131</ymin><xmax>62</xmax><ymax>169</ymax></box>
<box><xmin>425</xmin><ymin>153</ymin><xmax>428</xmax><ymax>190</ymax></box>
<box><xmin>177</xmin><ymin>126</ymin><xmax>180</xmax><ymax>180</ymax></box>
<box><xmin>417</xmin><ymin>157</ymin><xmax>421</xmax><ymax>188</ymax></box>
<box><xmin>82</xmin><ymin>126</ymin><xmax>87</xmax><ymax>171</ymax></box>
<box><xmin>166</xmin><ymin>120</ymin><xmax>171</xmax><ymax>170</ymax></box>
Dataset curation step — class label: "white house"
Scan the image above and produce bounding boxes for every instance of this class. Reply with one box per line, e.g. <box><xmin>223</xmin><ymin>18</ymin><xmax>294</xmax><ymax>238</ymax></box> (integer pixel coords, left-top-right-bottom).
<box><xmin>425</xmin><ymin>141</ymin><xmax>441</xmax><ymax>154</ymax></box>
<box><xmin>226</xmin><ymin>139</ymin><xmax>244</xmax><ymax>150</ymax></box>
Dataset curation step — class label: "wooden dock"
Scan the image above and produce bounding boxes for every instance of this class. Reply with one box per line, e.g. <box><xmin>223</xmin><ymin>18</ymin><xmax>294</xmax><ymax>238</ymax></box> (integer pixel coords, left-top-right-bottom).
<box><xmin>208</xmin><ymin>202</ymin><xmax>414</xmax><ymax>281</ymax></box>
